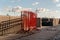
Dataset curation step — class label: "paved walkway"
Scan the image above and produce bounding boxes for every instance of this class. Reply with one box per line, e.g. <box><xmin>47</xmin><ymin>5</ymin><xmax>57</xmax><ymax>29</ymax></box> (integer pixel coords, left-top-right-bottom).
<box><xmin>19</xmin><ymin>28</ymin><xmax>58</xmax><ymax>40</ymax></box>
<box><xmin>0</xmin><ymin>25</ymin><xmax>60</xmax><ymax>40</ymax></box>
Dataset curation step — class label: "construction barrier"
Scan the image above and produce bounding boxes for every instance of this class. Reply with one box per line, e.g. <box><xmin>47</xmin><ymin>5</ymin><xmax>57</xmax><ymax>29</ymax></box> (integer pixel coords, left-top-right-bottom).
<box><xmin>0</xmin><ymin>18</ymin><xmax>22</xmax><ymax>36</ymax></box>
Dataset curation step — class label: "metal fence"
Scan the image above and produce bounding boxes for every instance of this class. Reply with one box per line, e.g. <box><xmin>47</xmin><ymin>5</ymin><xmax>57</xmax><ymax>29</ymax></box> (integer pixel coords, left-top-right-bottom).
<box><xmin>0</xmin><ymin>18</ymin><xmax>22</xmax><ymax>36</ymax></box>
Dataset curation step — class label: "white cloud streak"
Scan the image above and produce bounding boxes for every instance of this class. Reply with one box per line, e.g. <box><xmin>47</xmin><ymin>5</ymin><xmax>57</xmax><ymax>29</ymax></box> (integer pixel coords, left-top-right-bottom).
<box><xmin>32</xmin><ymin>2</ymin><xmax>39</xmax><ymax>6</ymax></box>
<box><xmin>56</xmin><ymin>4</ymin><xmax>60</xmax><ymax>7</ymax></box>
<box><xmin>37</xmin><ymin>8</ymin><xmax>50</xmax><ymax>12</ymax></box>
<box><xmin>36</xmin><ymin>8</ymin><xmax>60</xmax><ymax>18</ymax></box>
<box><xmin>53</xmin><ymin>0</ymin><xmax>59</xmax><ymax>3</ymax></box>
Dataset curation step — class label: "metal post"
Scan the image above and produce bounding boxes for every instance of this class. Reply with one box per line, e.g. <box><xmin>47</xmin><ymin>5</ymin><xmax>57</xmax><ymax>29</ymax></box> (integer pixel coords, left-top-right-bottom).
<box><xmin>21</xmin><ymin>11</ymin><xmax>23</xmax><ymax>30</ymax></box>
<box><xmin>6</xmin><ymin>14</ymin><xmax>10</xmax><ymax>34</ymax></box>
<box><xmin>13</xmin><ymin>11</ymin><xmax>15</xmax><ymax>33</ymax></box>
<box><xmin>35</xmin><ymin>9</ymin><xmax>38</xmax><ymax>27</ymax></box>
<box><xmin>21</xmin><ymin>11</ymin><xmax>22</xmax><ymax>22</ymax></box>
<box><xmin>1</xmin><ymin>24</ymin><xmax>3</xmax><ymax>36</ymax></box>
<box><xmin>1</xmin><ymin>23</ymin><xmax>4</xmax><ymax>36</ymax></box>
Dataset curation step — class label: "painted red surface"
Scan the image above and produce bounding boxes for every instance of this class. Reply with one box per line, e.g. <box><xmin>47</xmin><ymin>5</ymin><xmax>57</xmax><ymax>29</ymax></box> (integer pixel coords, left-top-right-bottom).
<box><xmin>22</xmin><ymin>11</ymin><xmax>37</xmax><ymax>31</ymax></box>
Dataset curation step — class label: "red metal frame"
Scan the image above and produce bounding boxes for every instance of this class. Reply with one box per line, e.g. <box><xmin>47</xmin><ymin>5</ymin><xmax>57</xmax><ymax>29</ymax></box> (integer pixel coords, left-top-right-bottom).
<box><xmin>21</xmin><ymin>11</ymin><xmax>37</xmax><ymax>31</ymax></box>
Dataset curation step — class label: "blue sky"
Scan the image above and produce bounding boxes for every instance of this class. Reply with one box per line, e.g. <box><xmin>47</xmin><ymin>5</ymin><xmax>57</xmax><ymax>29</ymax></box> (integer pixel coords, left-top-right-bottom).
<box><xmin>0</xmin><ymin>0</ymin><xmax>60</xmax><ymax>18</ymax></box>
<box><xmin>0</xmin><ymin>0</ymin><xmax>60</xmax><ymax>10</ymax></box>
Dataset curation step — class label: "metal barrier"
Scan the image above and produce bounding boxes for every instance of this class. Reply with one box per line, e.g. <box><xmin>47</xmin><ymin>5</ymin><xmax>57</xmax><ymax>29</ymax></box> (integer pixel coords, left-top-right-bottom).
<box><xmin>0</xmin><ymin>18</ymin><xmax>22</xmax><ymax>36</ymax></box>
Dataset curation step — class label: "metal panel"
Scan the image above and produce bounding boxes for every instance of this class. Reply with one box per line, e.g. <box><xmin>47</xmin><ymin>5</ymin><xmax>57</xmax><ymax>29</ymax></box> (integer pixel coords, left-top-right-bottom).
<box><xmin>36</xmin><ymin>18</ymin><xmax>40</xmax><ymax>27</ymax></box>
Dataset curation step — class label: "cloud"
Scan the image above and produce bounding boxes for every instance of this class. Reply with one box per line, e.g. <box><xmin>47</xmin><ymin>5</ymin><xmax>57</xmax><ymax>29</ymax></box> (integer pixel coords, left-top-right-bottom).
<box><xmin>56</xmin><ymin>4</ymin><xmax>60</xmax><ymax>7</ymax></box>
<box><xmin>37</xmin><ymin>8</ymin><xmax>50</xmax><ymax>12</ymax></box>
<box><xmin>3</xmin><ymin>6</ymin><xmax>23</xmax><ymax>12</ymax></box>
<box><xmin>53</xmin><ymin>0</ymin><xmax>59</xmax><ymax>3</ymax></box>
<box><xmin>36</xmin><ymin>8</ymin><xmax>60</xmax><ymax>18</ymax></box>
<box><xmin>12</xmin><ymin>6</ymin><xmax>32</xmax><ymax>12</ymax></box>
<box><xmin>3</xmin><ymin>6</ymin><xmax>12</xmax><ymax>12</ymax></box>
<box><xmin>14</xmin><ymin>6</ymin><xmax>22</xmax><ymax>9</ymax></box>
<box><xmin>11</xmin><ymin>6</ymin><xmax>23</xmax><ymax>12</ymax></box>
<box><xmin>21</xmin><ymin>8</ymin><xmax>32</xmax><ymax>11</ymax></box>
<box><xmin>37</xmin><ymin>8</ymin><xmax>59</xmax><ymax>14</ymax></box>
<box><xmin>32</xmin><ymin>2</ymin><xmax>39</xmax><ymax>6</ymax></box>
<box><xmin>50</xmin><ymin>10</ymin><xmax>59</xmax><ymax>14</ymax></box>
<box><xmin>3</xmin><ymin>6</ymin><xmax>33</xmax><ymax>13</ymax></box>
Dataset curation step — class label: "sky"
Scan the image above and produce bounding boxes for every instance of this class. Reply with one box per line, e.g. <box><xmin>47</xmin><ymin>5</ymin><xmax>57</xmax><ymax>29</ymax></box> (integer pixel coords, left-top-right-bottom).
<box><xmin>0</xmin><ymin>0</ymin><xmax>60</xmax><ymax>10</ymax></box>
<box><xmin>0</xmin><ymin>0</ymin><xmax>60</xmax><ymax>18</ymax></box>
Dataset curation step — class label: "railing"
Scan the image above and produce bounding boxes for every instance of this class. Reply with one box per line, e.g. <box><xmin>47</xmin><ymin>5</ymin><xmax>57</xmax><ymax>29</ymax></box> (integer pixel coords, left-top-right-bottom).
<box><xmin>0</xmin><ymin>18</ymin><xmax>22</xmax><ymax>36</ymax></box>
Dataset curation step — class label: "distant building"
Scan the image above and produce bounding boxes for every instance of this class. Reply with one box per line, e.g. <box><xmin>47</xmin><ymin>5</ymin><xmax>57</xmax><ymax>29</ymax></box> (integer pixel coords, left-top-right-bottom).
<box><xmin>37</xmin><ymin>18</ymin><xmax>60</xmax><ymax>27</ymax></box>
<box><xmin>36</xmin><ymin>9</ymin><xmax>60</xmax><ymax>27</ymax></box>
